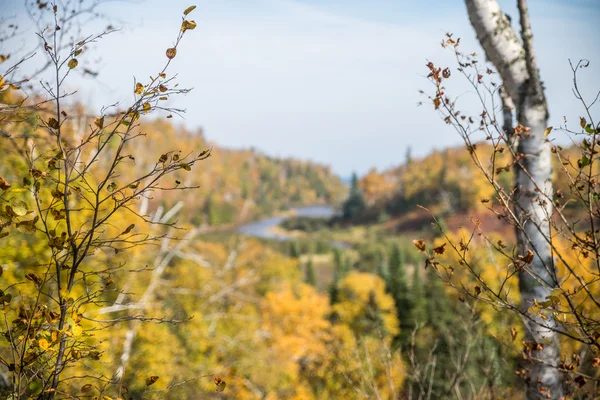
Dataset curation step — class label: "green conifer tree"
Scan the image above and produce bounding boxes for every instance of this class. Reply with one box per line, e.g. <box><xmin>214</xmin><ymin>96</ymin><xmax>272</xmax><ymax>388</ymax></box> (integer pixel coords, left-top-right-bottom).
<box><xmin>342</xmin><ymin>172</ymin><xmax>366</xmax><ymax>220</ymax></box>
<box><xmin>305</xmin><ymin>258</ymin><xmax>317</xmax><ymax>286</ymax></box>
<box><xmin>387</xmin><ymin>244</ymin><xmax>412</xmax><ymax>346</ymax></box>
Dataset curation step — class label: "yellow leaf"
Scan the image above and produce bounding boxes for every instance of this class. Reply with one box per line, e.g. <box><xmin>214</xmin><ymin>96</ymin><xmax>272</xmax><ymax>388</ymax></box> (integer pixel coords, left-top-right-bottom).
<box><xmin>544</xmin><ymin>126</ymin><xmax>553</xmax><ymax>136</ymax></box>
<box><xmin>94</xmin><ymin>116</ymin><xmax>104</xmax><ymax>129</ymax></box>
<box><xmin>181</xmin><ymin>20</ymin><xmax>197</xmax><ymax>31</ymax></box>
<box><xmin>68</xmin><ymin>59</ymin><xmax>78</xmax><ymax>69</ymax></box>
<box><xmin>134</xmin><ymin>82</ymin><xmax>144</xmax><ymax>95</ymax></box>
<box><xmin>39</xmin><ymin>338</ymin><xmax>50</xmax><ymax>350</ymax></box>
<box><xmin>159</xmin><ymin>73</ymin><xmax>166</xmax><ymax>78</ymax></box>
<box><xmin>72</xmin><ymin>324</ymin><xmax>83</xmax><ymax>337</ymax></box>
<box><xmin>183</xmin><ymin>5</ymin><xmax>196</xmax><ymax>15</ymax></box>
<box><xmin>142</xmin><ymin>103</ymin><xmax>151</xmax><ymax>113</ymax></box>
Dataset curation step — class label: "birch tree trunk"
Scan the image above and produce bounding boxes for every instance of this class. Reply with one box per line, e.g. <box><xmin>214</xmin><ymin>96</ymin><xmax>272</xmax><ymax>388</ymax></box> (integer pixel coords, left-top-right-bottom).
<box><xmin>464</xmin><ymin>1</ymin><xmax>562</xmax><ymax>398</ymax></box>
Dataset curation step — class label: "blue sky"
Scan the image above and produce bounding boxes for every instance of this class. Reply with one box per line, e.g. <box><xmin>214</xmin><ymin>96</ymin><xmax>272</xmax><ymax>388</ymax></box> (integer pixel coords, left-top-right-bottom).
<box><xmin>3</xmin><ymin>0</ymin><xmax>599</xmax><ymax>176</ymax></box>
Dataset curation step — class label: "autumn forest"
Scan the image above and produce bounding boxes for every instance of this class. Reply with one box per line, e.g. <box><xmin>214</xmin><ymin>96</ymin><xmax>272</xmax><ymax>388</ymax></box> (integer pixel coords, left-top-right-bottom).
<box><xmin>0</xmin><ymin>0</ymin><xmax>599</xmax><ymax>399</ymax></box>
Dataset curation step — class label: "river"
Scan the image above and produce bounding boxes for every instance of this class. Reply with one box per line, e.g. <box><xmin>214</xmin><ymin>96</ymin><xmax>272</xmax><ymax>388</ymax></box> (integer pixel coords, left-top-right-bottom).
<box><xmin>236</xmin><ymin>205</ymin><xmax>338</xmax><ymax>241</ymax></box>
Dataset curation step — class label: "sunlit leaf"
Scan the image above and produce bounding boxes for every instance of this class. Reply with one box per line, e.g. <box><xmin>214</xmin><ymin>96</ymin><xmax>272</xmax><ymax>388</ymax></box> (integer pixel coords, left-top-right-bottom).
<box><xmin>39</xmin><ymin>338</ymin><xmax>50</xmax><ymax>350</ymax></box>
<box><xmin>11</xmin><ymin>200</ymin><xmax>28</xmax><ymax>216</ymax></box>
<box><xmin>183</xmin><ymin>5</ymin><xmax>196</xmax><ymax>15</ymax></box>
<box><xmin>107</xmin><ymin>182</ymin><xmax>117</xmax><ymax>192</ymax></box>
<box><xmin>544</xmin><ymin>126</ymin><xmax>553</xmax><ymax>136</ymax></box>
<box><xmin>135</xmin><ymin>82</ymin><xmax>144</xmax><ymax>95</ymax></box>
<box><xmin>72</xmin><ymin>324</ymin><xmax>83</xmax><ymax>337</ymax></box>
<box><xmin>181</xmin><ymin>20</ymin><xmax>197</xmax><ymax>31</ymax></box>
<box><xmin>579</xmin><ymin>155</ymin><xmax>591</xmax><ymax>168</ymax></box>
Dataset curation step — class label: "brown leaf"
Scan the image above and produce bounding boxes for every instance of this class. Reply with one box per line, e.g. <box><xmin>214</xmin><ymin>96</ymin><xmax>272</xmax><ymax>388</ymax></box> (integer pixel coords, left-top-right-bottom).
<box><xmin>413</xmin><ymin>239</ymin><xmax>426</xmax><ymax>252</ymax></box>
<box><xmin>121</xmin><ymin>224</ymin><xmax>135</xmax><ymax>235</ymax></box>
<box><xmin>580</xmin><ymin>117</ymin><xmax>587</xmax><ymax>129</ymax></box>
<box><xmin>214</xmin><ymin>377</ymin><xmax>226</xmax><ymax>392</ymax></box>
<box><xmin>48</xmin><ymin>117</ymin><xmax>59</xmax><ymax>129</ymax></box>
<box><xmin>166</xmin><ymin>48</ymin><xmax>177</xmax><ymax>59</ymax></box>
<box><xmin>94</xmin><ymin>116</ymin><xmax>104</xmax><ymax>129</ymax></box>
<box><xmin>0</xmin><ymin>177</ymin><xmax>10</xmax><ymax>190</ymax></box>
<box><xmin>145</xmin><ymin>376</ymin><xmax>159</xmax><ymax>386</ymax></box>
<box><xmin>520</xmin><ymin>249</ymin><xmax>535</xmax><ymax>265</ymax></box>
<box><xmin>432</xmin><ymin>243</ymin><xmax>446</xmax><ymax>255</ymax></box>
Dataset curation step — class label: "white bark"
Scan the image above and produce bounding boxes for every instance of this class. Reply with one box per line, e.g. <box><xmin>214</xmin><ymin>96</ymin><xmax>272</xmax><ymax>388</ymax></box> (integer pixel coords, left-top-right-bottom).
<box><xmin>465</xmin><ymin>1</ymin><xmax>561</xmax><ymax>398</ymax></box>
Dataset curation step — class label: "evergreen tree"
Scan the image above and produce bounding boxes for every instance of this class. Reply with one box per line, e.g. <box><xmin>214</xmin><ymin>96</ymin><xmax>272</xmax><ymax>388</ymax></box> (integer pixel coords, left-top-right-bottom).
<box><xmin>361</xmin><ymin>290</ymin><xmax>386</xmax><ymax>336</ymax></box>
<box><xmin>332</xmin><ymin>248</ymin><xmax>344</xmax><ymax>282</ymax></box>
<box><xmin>387</xmin><ymin>244</ymin><xmax>411</xmax><ymax>346</ymax></box>
<box><xmin>290</xmin><ymin>240</ymin><xmax>301</xmax><ymax>258</ymax></box>
<box><xmin>410</xmin><ymin>264</ymin><xmax>426</xmax><ymax>328</ymax></box>
<box><xmin>405</xmin><ymin>145</ymin><xmax>413</xmax><ymax>165</ymax></box>
<box><xmin>330</xmin><ymin>248</ymin><xmax>346</xmax><ymax>304</ymax></box>
<box><xmin>305</xmin><ymin>258</ymin><xmax>317</xmax><ymax>286</ymax></box>
<box><xmin>424</xmin><ymin>266</ymin><xmax>452</xmax><ymax>330</ymax></box>
<box><xmin>342</xmin><ymin>172</ymin><xmax>366</xmax><ymax>220</ymax></box>
<box><xmin>376</xmin><ymin>249</ymin><xmax>387</xmax><ymax>280</ymax></box>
